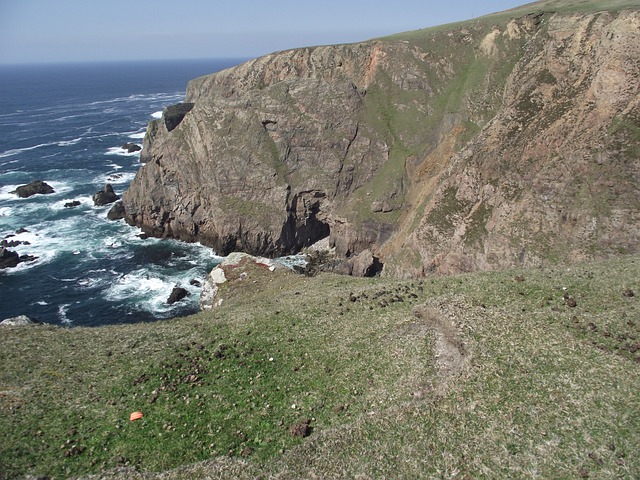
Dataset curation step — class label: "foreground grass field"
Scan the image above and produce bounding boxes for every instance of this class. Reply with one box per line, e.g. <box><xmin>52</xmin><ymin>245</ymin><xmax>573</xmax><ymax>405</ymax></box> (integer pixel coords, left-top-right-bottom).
<box><xmin>1</xmin><ymin>254</ymin><xmax>639</xmax><ymax>479</ymax></box>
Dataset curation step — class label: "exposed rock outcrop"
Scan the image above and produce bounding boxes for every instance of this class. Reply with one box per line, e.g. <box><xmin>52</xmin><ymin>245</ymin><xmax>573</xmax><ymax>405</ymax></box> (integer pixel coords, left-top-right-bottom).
<box><xmin>163</xmin><ymin>103</ymin><xmax>194</xmax><ymax>132</ymax></box>
<box><xmin>0</xmin><ymin>247</ymin><xmax>20</xmax><ymax>269</ymax></box>
<box><xmin>107</xmin><ymin>201</ymin><xmax>126</xmax><ymax>220</ymax></box>
<box><xmin>0</xmin><ymin>315</ymin><xmax>40</xmax><ymax>326</ymax></box>
<box><xmin>0</xmin><ymin>247</ymin><xmax>36</xmax><ymax>269</ymax></box>
<box><xmin>121</xmin><ymin>142</ymin><xmax>142</xmax><ymax>153</ymax></box>
<box><xmin>200</xmin><ymin>252</ymin><xmax>278</xmax><ymax>309</ymax></box>
<box><xmin>12</xmin><ymin>180</ymin><xmax>54</xmax><ymax>198</ymax></box>
<box><xmin>123</xmin><ymin>5</ymin><xmax>640</xmax><ymax>276</ymax></box>
<box><xmin>167</xmin><ymin>286</ymin><xmax>189</xmax><ymax>305</ymax></box>
<box><xmin>93</xmin><ymin>184</ymin><xmax>119</xmax><ymax>206</ymax></box>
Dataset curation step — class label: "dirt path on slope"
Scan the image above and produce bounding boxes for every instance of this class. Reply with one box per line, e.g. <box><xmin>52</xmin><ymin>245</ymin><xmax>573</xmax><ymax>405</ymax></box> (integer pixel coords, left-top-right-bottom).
<box><xmin>413</xmin><ymin>304</ymin><xmax>468</xmax><ymax>391</ymax></box>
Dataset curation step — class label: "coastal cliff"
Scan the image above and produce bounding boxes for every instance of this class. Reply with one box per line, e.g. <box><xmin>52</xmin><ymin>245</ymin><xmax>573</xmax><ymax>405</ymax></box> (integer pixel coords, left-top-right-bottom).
<box><xmin>122</xmin><ymin>1</ymin><xmax>640</xmax><ymax>275</ymax></box>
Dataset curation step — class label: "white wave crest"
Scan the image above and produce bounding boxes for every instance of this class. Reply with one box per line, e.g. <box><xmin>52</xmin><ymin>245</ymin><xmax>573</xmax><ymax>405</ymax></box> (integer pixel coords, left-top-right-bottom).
<box><xmin>0</xmin><ymin>206</ymin><xmax>14</xmax><ymax>217</ymax></box>
<box><xmin>151</xmin><ymin>111</ymin><xmax>163</xmax><ymax>119</ymax></box>
<box><xmin>58</xmin><ymin>304</ymin><xmax>73</xmax><ymax>326</ymax></box>
<box><xmin>50</xmin><ymin>196</ymin><xmax>93</xmax><ymax>211</ymax></box>
<box><xmin>0</xmin><ymin>142</ymin><xmax>55</xmax><ymax>159</ymax></box>
<box><xmin>128</xmin><ymin>131</ymin><xmax>146</xmax><ymax>139</ymax></box>
<box><xmin>0</xmin><ymin>185</ymin><xmax>23</xmax><ymax>201</ymax></box>
<box><xmin>45</xmin><ymin>180</ymin><xmax>73</xmax><ymax>196</ymax></box>
<box><xmin>104</xmin><ymin>270</ymin><xmax>174</xmax><ymax>312</ymax></box>
<box><xmin>95</xmin><ymin>171</ymin><xmax>136</xmax><ymax>186</ymax></box>
<box><xmin>105</xmin><ymin>146</ymin><xmax>141</xmax><ymax>157</ymax></box>
<box><xmin>57</xmin><ymin>137</ymin><xmax>82</xmax><ymax>147</ymax></box>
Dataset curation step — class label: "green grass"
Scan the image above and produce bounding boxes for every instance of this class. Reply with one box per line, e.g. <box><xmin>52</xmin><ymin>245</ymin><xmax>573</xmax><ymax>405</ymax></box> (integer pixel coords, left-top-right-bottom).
<box><xmin>1</xmin><ymin>255</ymin><xmax>639</xmax><ymax>478</ymax></box>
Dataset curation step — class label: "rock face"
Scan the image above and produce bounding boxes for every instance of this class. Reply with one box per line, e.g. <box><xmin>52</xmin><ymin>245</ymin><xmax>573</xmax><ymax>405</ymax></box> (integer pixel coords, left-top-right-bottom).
<box><xmin>163</xmin><ymin>103</ymin><xmax>194</xmax><ymax>132</ymax></box>
<box><xmin>107</xmin><ymin>201</ymin><xmax>126</xmax><ymax>220</ymax></box>
<box><xmin>93</xmin><ymin>184</ymin><xmax>119</xmax><ymax>206</ymax></box>
<box><xmin>200</xmin><ymin>252</ymin><xmax>278</xmax><ymax>309</ymax></box>
<box><xmin>167</xmin><ymin>286</ymin><xmax>189</xmax><ymax>305</ymax></box>
<box><xmin>0</xmin><ymin>247</ymin><xmax>36</xmax><ymax>269</ymax></box>
<box><xmin>12</xmin><ymin>180</ymin><xmax>54</xmax><ymax>198</ymax></box>
<box><xmin>0</xmin><ymin>247</ymin><xmax>20</xmax><ymax>268</ymax></box>
<box><xmin>0</xmin><ymin>315</ymin><xmax>39</xmax><ymax>326</ymax></box>
<box><xmin>123</xmin><ymin>5</ymin><xmax>640</xmax><ymax>276</ymax></box>
<box><xmin>121</xmin><ymin>142</ymin><xmax>142</xmax><ymax>153</ymax></box>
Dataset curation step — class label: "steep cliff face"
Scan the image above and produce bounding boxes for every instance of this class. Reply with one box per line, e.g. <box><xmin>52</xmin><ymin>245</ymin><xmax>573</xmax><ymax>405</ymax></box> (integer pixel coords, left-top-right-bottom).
<box><xmin>386</xmin><ymin>8</ymin><xmax>640</xmax><ymax>275</ymax></box>
<box><xmin>126</xmin><ymin>43</ymin><xmax>392</xmax><ymax>256</ymax></box>
<box><xmin>122</xmin><ymin>3</ymin><xmax>640</xmax><ymax>275</ymax></box>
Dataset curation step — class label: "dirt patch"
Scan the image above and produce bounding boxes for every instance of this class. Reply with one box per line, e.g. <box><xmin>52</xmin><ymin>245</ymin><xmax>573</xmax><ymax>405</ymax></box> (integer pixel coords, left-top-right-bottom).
<box><xmin>480</xmin><ymin>29</ymin><xmax>501</xmax><ymax>56</ymax></box>
<box><xmin>413</xmin><ymin>305</ymin><xmax>468</xmax><ymax>389</ymax></box>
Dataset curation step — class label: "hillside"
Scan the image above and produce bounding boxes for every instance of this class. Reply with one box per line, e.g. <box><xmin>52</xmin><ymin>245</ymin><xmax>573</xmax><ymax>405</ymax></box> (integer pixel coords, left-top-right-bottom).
<box><xmin>2</xmin><ymin>2</ymin><xmax>640</xmax><ymax>479</ymax></box>
<box><xmin>1</xmin><ymin>254</ymin><xmax>639</xmax><ymax>478</ymax></box>
<box><xmin>122</xmin><ymin>0</ymin><xmax>640</xmax><ymax>276</ymax></box>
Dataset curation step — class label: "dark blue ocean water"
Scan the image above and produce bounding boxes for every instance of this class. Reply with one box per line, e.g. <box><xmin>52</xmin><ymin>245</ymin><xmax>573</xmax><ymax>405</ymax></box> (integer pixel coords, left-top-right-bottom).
<box><xmin>0</xmin><ymin>59</ymin><xmax>245</xmax><ymax>326</ymax></box>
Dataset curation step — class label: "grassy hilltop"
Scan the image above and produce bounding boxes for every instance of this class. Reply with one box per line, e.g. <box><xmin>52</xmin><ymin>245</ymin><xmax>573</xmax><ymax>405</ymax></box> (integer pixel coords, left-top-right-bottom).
<box><xmin>1</xmin><ymin>254</ymin><xmax>639</xmax><ymax>479</ymax></box>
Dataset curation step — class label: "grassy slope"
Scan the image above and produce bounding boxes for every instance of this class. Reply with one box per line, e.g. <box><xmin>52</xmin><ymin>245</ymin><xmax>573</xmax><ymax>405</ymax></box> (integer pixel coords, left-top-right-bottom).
<box><xmin>388</xmin><ymin>0</ymin><xmax>640</xmax><ymax>39</ymax></box>
<box><xmin>3</xmin><ymin>2</ymin><xmax>640</xmax><ymax>478</ymax></box>
<box><xmin>1</xmin><ymin>254</ymin><xmax>639</xmax><ymax>479</ymax></box>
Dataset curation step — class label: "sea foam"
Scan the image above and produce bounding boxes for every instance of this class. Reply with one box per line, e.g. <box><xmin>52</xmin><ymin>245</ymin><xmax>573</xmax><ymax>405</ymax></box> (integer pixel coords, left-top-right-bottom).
<box><xmin>105</xmin><ymin>146</ymin><xmax>141</xmax><ymax>157</ymax></box>
<box><xmin>58</xmin><ymin>304</ymin><xmax>73</xmax><ymax>326</ymax></box>
<box><xmin>57</xmin><ymin>137</ymin><xmax>83</xmax><ymax>147</ymax></box>
<box><xmin>104</xmin><ymin>270</ymin><xmax>175</xmax><ymax>313</ymax></box>
<box><xmin>0</xmin><ymin>142</ymin><xmax>56</xmax><ymax>159</ymax></box>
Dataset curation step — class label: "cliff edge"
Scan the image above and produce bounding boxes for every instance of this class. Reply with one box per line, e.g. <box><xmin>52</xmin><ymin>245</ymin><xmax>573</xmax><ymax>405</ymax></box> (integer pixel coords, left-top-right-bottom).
<box><xmin>123</xmin><ymin>2</ymin><xmax>640</xmax><ymax>275</ymax></box>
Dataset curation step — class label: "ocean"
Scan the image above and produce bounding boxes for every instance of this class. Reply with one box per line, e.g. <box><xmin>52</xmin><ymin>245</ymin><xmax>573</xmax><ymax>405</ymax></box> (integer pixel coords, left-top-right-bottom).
<box><xmin>0</xmin><ymin>59</ymin><xmax>246</xmax><ymax>327</ymax></box>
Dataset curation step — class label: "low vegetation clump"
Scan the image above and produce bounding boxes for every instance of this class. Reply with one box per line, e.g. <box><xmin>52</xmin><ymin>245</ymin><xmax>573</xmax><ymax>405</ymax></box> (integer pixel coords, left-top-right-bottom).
<box><xmin>1</xmin><ymin>254</ymin><xmax>639</xmax><ymax>478</ymax></box>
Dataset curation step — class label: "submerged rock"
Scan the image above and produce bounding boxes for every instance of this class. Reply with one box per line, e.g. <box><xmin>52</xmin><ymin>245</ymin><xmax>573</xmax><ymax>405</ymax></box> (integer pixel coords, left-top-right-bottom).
<box><xmin>93</xmin><ymin>184</ymin><xmax>119</xmax><ymax>206</ymax></box>
<box><xmin>64</xmin><ymin>200</ymin><xmax>81</xmax><ymax>208</ymax></box>
<box><xmin>1</xmin><ymin>239</ymin><xmax>22</xmax><ymax>248</ymax></box>
<box><xmin>12</xmin><ymin>180</ymin><xmax>55</xmax><ymax>198</ymax></box>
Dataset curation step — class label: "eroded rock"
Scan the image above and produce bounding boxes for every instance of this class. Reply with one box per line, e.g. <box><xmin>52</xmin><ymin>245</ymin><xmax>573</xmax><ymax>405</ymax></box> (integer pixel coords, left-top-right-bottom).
<box><xmin>0</xmin><ymin>247</ymin><xmax>20</xmax><ymax>269</ymax></box>
<box><xmin>107</xmin><ymin>201</ymin><xmax>126</xmax><ymax>220</ymax></box>
<box><xmin>167</xmin><ymin>286</ymin><xmax>189</xmax><ymax>305</ymax></box>
<box><xmin>163</xmin><ymin>103</ymin><xmax>194</xmax><ymax>132</ymax></box>
<box><xmin>1</xmin><ymin>315</ymin><xmax>40</xmax><ymax>326</ymax></box>
<box><xmin>122</xmin><ymin>10</ymin><xmax>640</xmax><ymax>276</ymax></box>
<box><xmin>93</xmin><ymin>184</ymin><xmax>119</xmax><ymax>206</ymax></box>
<box><xmin>12</xmin><ymin>180</ymin><xmax>54</xmax><ymax>198</ymax></box>
<box><xmin>121</xmin><ymin>142</ymin><xmax>142</xmax><ymax>153</ymax></box>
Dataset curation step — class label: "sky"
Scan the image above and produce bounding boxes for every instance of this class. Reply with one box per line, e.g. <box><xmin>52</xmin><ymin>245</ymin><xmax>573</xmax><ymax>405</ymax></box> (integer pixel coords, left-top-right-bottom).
<box><xmin>0</xmin><ymin>0</ymin><xmax>534</xmax><ymax>65</ymax></box>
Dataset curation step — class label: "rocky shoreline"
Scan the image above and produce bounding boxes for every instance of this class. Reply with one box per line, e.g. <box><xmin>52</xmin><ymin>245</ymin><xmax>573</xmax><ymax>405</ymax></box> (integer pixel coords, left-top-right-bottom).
<box><xmin>119</xmin><ymin>8</ymin><xmax>640</xmax><ymax>277</ymax></box>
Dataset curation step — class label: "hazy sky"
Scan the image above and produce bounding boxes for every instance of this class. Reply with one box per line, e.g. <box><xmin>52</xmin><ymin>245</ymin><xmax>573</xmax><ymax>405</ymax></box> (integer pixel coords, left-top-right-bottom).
<box><xmin>0</xmin><ymin>0</ymin><xmax>533</xmax><ymax>64</ymax></box>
